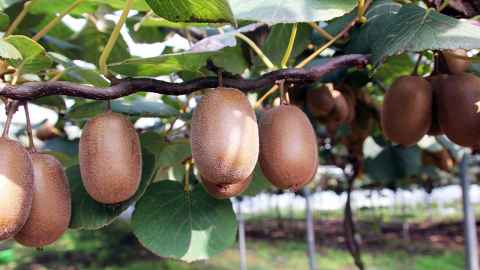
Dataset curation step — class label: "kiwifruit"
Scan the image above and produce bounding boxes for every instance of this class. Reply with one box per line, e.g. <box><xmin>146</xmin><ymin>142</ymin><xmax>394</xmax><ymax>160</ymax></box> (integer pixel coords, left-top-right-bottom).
<box><xmin>259</xmin><ymin>105</ymin><xmax>318</xmax><ymax>190</ymax></box>
<box><xmin>330</xmin><ymin>90</ymin><xmax>350</xmax><ymax>123</ymax></box>
<box><xmin>201</xmin><ymin>175</ymin><xmax>252</xmax><ymax>199</ymax></box>
<box><xmin>0</xmin><ymin>138</ymin><xmax>34</xmax><ymax>241</ymax></box>
<box><xmin>191</xmin><ymin>87</ymin><xmax>259</xmax><ymax>185</ymax></box>
<box><xmin>381</xmin><ymin>76</ymin><xmax>432</xmax><ymax>146</ymax></box>
<box><xmin>306</xmin><ymin>85</ymin><xmax>335</xmax><ymax>117</ymax></box>
<box><xmin>421</xmin><ymin>149</ymin><xmax>454</xmax><ymax>172</ymax></box>
<box><xmin>436</xmin><ymin>73</ymin><xmax>480</xmax><ymax>146</ymax></box>
<box><xmin>79</xmin><ymin>112</ymin><xmax>142</xmax><ymax>204</ymax></box>
<box><xmin>442</xmin><ymin>49</ymin><xmax>470</xmax><ymax>75</ymax></box>
<box><xmin>36</xmin><ymin>124</ymin><xmax>61</xmax><ymax>141</ymax></box>
<box><xmin>15</xmin><ymin>153</ymin><xmax>71</xmax><ymax>247</ymax></box>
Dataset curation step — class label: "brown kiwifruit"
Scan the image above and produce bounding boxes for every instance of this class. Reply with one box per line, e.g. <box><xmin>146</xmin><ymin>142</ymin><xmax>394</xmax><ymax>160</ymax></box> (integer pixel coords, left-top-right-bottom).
<box><xmin>442</xmin><ymin>49</ymin><xmax>470</xmax><ymax>75</ymax></box>
<box><xmin>306</xmin><ymin>85</ymin><xmax>335</xmax><ymax>117</ymax></box>
<box><xmin>15</xmin><ymin>153</ymin><xmax>71</xmax><ymax>247</ymax></box>
<box><xmin>421</xmin><ymin>149</ymin><xmax>454</xmax><ymax>172</ymax></box>
<box><xmin>36</xmin><ymin>124</ymin><xmax>61</xmax><ymax>141</ymax></box>
<box><xmin>259</xmin><ymin>105</ymin><xmax>318</xmax><ymax>190</ymax></box>
<box><xmin>436</xmin><ymin>73</ymin><xmax>480</xmax><ymax>146</ymax></box>
<box><xmin>191</xmin><ymin>87</ymin><xmax>259</xmax><ymax>185</ymax></box>
<box><xmin>79</xmin><ymin>112</ymin><xmax>142</xmax><ymax>204</ymax></box>
<box><xmin>381</xmin><ymin>76</ymin><xmax>432</xmax><ymax>146</ymax></box>
<box><xmin>330</xmin><ymin>90</ymin><xmax>350</xmax><ymax>123</ymax></box>
<box><xmin>0</xmin><ymin>138</ymin><xmax>34</xmax><ymax>241</ymax></box>
<box><xmin>201</xmin><ymin>175</ymin><xmax>252</xmax><ymax>199</ymax></box>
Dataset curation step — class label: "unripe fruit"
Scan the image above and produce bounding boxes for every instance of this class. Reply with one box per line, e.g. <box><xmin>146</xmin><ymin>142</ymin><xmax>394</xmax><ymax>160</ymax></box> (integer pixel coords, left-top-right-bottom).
<box><xmin>201</xmin><ymin>175</ymin><xmax>252</xmax><ymax>199</ymax></box>
<box><xmin>0</xmin><ymin>138</ymin><xmax>34</xmax><ymax>241</ymax></box>
<box><xmin>436</xmin><ymin>73</ymin><xmax>480</xmax><ymax>146</ymax></box>
<box><xmin>381</xmin><ymin>76</ymin><xmax>432</xmax><ymax>146</ymax></box>
<box><xmin>306</xmin><ymin>85</ymin><xmax>335</xmax><ymax>117</ymax></box>
<box><xmin>15</xmin><ymin>153</ymin><xmax>71</xmax><ymax>247</ymax></box>
<box><xmin>79</xmin><ymin>112</ymin><xmax>142</xmax><ymax>204</ymax></box>
<box><xmin>442</xmin><ymin>49</ymin><xmax>470</xmax><ymax>75</ymax></box>
<box><xmin>259</xmin><ymin>105</ymin><xmax>318</xmax><ymax>190</ymax></box>
<box><xmin>191</xmin><ymin>88</ymin><xmax>259</xmax><ymax>185</ymax></box>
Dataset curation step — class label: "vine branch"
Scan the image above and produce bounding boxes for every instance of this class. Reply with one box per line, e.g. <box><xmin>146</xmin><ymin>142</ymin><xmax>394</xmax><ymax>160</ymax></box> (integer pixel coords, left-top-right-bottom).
<box><xmin>0</xmin><ymin>54</ymin><xmax>367</xmax><ymax>100</ymax></box>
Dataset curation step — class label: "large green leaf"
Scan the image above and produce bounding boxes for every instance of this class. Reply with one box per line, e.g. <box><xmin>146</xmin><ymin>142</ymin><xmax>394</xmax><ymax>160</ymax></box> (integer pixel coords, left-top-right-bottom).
<box><xmin>369</xmin><ymin>4</ymin><xmax>480</xmax><ymax>65</ymax></box>
<box><xmin>68</xmin><ymin>149</ymin><xmax>157</xmax><ymax>230</ymax></box>
<box><xmin>132</xmin><ymin>181</ymin><xmax>237</xmax><ymax>262</ymax></box>
<box><xmin>146</xmin><ymin>0</ymin><xmax>235</xmax><ymax>24</ymax></box>
<box><xmin>243</xmin><ymin>165</ymin><xmax>271</xmax><ymax>196</ymax></box>
<box><xmin>109</xmin><ymin>51</ymin><xmax>216</xmax><ymax>77</ymax></box>
<box><xmin>0</xmin><ymin>39</ymin><xmax>22</xmax><ymax>60</ymax></box>
<box><xmin>29</xmin><ymin>0</ymin><xmax>149</xmax><ymax>15</ymax></box>
<box><xmin>0</xmin><ymin>11</ymin><xmax>9</xmax><ymax>30</ymax></box>
<box><xmin>5</xmin><ymin>35</ymin><xmax>52</xmax><ymax>73</ymax></box>
<box><xmin>228</xmin><ymin>0</ymin><xmax>357</xmax><ymax>23</ymax></box>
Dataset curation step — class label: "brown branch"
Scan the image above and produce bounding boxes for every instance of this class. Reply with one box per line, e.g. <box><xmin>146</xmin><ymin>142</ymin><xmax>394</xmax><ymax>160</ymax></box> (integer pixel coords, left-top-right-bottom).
<box><xmin>0</xmin><ymin>54</ymin><xmax>367</xmax><ymax>101</ymax></box>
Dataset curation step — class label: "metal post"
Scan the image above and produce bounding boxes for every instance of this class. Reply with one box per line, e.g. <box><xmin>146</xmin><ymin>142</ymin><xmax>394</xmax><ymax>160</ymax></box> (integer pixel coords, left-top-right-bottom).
<box><xmin>304</xmin><ymin>187</ymin><xmax>317</xmax><ymax>270</ymax></box>
<box><xmin>460</xmin><ymin>153</ymin><xmax>479</xmax><ymax>270</ymax></box>
<box><xmin>236</xmin><ymin>198</ymin><xmax>248</xmax><ymax>270</ymax></box>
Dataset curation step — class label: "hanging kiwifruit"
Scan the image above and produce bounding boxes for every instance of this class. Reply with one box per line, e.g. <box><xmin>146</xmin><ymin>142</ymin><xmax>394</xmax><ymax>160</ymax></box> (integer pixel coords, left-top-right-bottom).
<box><xmin>441</xmin><ymin>49</ymin><xmax>470</xmax><ymax>75</ymax></box>
<box><xmin>259</xmin><ymin>105</ymin><xmax>318</xmax><ymax>190</ymax></box>
<box><xmin>201</xmin><ymin>175</ymin><xmax>252</xmax><ymax>199</ymax></box>
<box><xmin>0</xmin><ymin>138</ymin><xmax>34</xmax><ymax>241</ymax></box>
<box><xmin>330</xmin><ymin>90</ymin><xmax>350</xmax><ymax>123</ymax></box>
<box><xmin>191</xmin><ymin>88</ymin><xmax>259</xmax><ymax>185</ymax></box>
<box><xmin>421</xmin><ymin>149</ymin><xmax>454</xmax><ymax>172</ymax></box>
<box><xmin>15</xmin><ymin>153</ymin><xmax>71</xmax><ymax>247</ymax></box>
<box><xmin>306</xmin><ymin>84</ymin><xmax>335</xmax><ymax>117</ymax></box>
<box><xmin>436</xmin><ymin>73</ymin><xmax>480</xmax><ymax>146</ymax></box>
<box><xmin>79</xmin><ymin>112</ymin><xmax>142</xmax><ymax>204</ymax></box>
<box><xmin>381</xmin><ymin>76</ymin><xmax>432</xmax><ymax>146</ymax></box>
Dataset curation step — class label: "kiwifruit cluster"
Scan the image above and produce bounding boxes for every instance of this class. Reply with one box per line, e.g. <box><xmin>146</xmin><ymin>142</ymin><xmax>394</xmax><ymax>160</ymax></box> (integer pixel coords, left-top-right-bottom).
<box><xmin>381</xmin><ymin>50</ymin><xmax>478</xmax><ymax>147</ymax></box>
<box><xmin>191</xmin><ymin>87</ymin><xmax>319</xmax><ymax>198</ymax></box>
<box><xmin>0</xmin><ymin>136</ymin><xmax>70</xmax><ymax>247</ymax></box>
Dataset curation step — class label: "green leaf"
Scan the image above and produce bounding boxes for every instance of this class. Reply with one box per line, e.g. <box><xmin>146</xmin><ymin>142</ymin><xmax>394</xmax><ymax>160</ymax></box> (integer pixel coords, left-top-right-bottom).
<box><xmin>68</xmin><ymin>149</ymin><xmax>157</xmax><ymax>230</ymax></box>
<box><xmin>243</xmin><ymin>165</ymin><xmax>271</xmax><ymax>196</ymax></box>
<box><xmin>369</xmin><ymin>5</ymin><xmax>480</xmax><ymax>65</ymax></box>
<box><xmin>68</xmin><ymin>99</ymin><xmax>179</xmax><ymax>120</ymax></box>
<box><xmin>132</xmin><ymin>181</ymin><xmax>237</xmax><ymax>262</ymax></box>
<box><xmin>0</xmin><ymin>39</ymin><xmax>22</xmax><ymax>60</ymax></box>
<box><xmin>109</xmin><ymin>51</ymin><xmax>216</xmax><ymax>77</ymax></box>
<box><xmin>33</xmin><ymin>96</ymin><xmax>66</xmax><ymax>112</ymax></box>
<box><xmin>4</xmin><ymin>35</ymin><xmax>52</xmax><ymax>73</ymax></box>
<box><xmin>29</xmin><ymin>0</ymin><xmax>150</xmax><ymax>15</ymax></box>
<box><xmin>228</xmin><ymin>0</ymin><xmax>357</xmax><ymax>23</ymax></box>
<box><xmin>254</xmin><ymin>23</ymin><xmax>311</xmax><ymax>69</ymax></box>
<box><xmin>48</xmin><ymin>52</ymin><xmax>109</xmax><ymax>87</ymax></box>
<box><xmin>146</xmin><ymin>0</ymin><xmax>235</xmax><ymax>24</ymax></box>
<box><xmin>365</xmin><ymin>145</ymin><xmax>421</xmax><ymax>182</ymax></box>
<box><xmin>0</xmin><ymin>11</ymin><xmax>9</xmax><ymax>30</ymax></box>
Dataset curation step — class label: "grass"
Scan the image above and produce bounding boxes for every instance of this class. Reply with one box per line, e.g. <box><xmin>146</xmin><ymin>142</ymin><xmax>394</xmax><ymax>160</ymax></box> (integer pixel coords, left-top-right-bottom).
<box><xmin>0</xmin><ymin>228</ymin><xmax>465</xmax><ymax>270</ymax></box>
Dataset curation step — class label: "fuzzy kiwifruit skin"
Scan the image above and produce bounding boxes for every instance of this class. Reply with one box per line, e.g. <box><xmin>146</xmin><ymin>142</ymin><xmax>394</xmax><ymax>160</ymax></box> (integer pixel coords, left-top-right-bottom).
<box><xmin>201</xmin><ymin>175</ymin><xmax>252</xmax><ymax>199</ymax></box>
<box><xmin>79</xmin><ymin>112</ymin><xmax>142</xmax><ymax>204</ymax></box>
<box><xmin>15</xmin><ymin>153</ymin><xmax>71</xmax><ymax>247</ymax></box>
<box><xmin>0</xmin><ymin>138</ymin><xmax>34</xmax><ymax>241</ymax></box>
<box><xmin>436</xmin><ymin>73</ymin><xmax>480</xmax><ymax>146</ymax></box>
<box><xmin>427</xmin><ymin>75</ymin><xmax>446</xmax><ymax>136</ymax></box>
<box><xmin>259</xmin><ymin>105</ymin><xmax>318</xmax><ymax>190</ymax></box>
<box><xmin>331</xmin><ymin>90</ymin><xmax>350</xmax><ymax>123</ymax></box>
<box><xmin>191</xmin><ymin>88</ymin><xmax>259</xmax><ymax>185</ymax></box>
<box><xmin>442</xmin><ymin>49</ymin><xmax>470</xmax><ymax>75</ymax></box>
<box><xmin>306</xmin><ymin>85</ymin><xmax>335</xmax><ymax>117</ymax></box>
<box><xmin>381</xmin><ymin>76</ymin><xmax>432</xmax><ymax>146</ymax></box>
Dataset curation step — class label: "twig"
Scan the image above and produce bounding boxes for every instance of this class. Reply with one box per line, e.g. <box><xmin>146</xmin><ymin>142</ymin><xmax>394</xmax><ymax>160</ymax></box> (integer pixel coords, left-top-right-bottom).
<box><xmin>281</xmin><ymin>23</ymin><xmax>298</xmax><ymax>68</ymax></box>
<box><xmin>0</xmin><ymin>54</ymin><xmax>368</xmax><ymax>100</ymax></box>
<box><xmin>32</xmin><ymin>0</ymin><xmax>84</xmax><ymax>41</ymax></box>
<box><xmin>5</xmin><ymin>0</ymin><xmax>35</xmax><ymax>37</ymax></box>
<box><xmin>236</xmin><ymin>33</ymin><xmax>275</xmax><ymax>70</ymax></box>
<box><xmin>23</xmin><ymin>102</ymin><xmax>36</xmax><ymax>152</ymax></box>
<box><xmin>99</xmin><ymin>0</ymin><xmax>134</xmax><ymax>75</ymax></box>
<box><xmin>2</xmin><ymin>101</ymin><xmax>19</xmax><ymax>138</ymax></box>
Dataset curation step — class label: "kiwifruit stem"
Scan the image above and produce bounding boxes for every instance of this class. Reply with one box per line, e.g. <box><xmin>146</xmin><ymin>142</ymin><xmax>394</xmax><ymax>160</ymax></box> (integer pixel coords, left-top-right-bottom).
<box><xmin>2</xmin><ymin>101</ymin><xmax>19</xmax><ymax>138</ymax></box>
<box><xmin>184</xmin><ymin>161</ymin><xmax>191</xmax><ymax>192</ymax></box>
<box><xmin>218</xmin><ymin>70</ymin><xmax>224</xmax><ymax>87</ymax></box>
<box><xmin>412</xmin><ymin>52</ymin><xmax>424</xmax><ymax>76</ymax></box>
<box><xmin>23</xmin><ymin>102</ymin><xmax>36</xmax><ymax>152</ymax></box>
<box><xmin>106</xmin><ymin>100</ymin><xmax>112</xmax><ymax>112</ymax></box>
